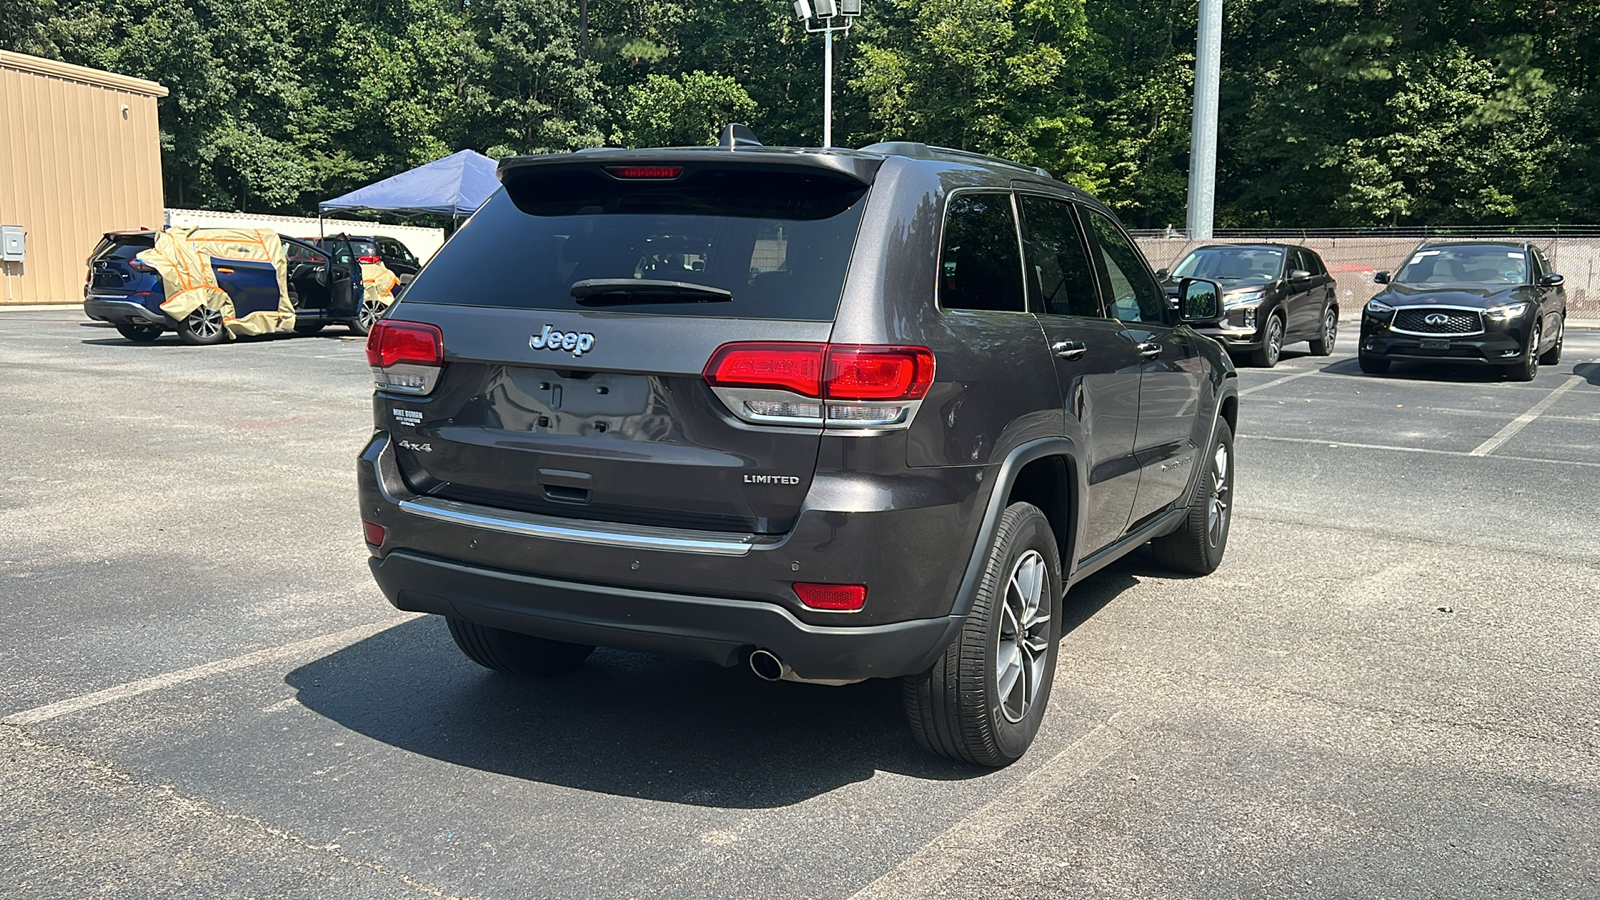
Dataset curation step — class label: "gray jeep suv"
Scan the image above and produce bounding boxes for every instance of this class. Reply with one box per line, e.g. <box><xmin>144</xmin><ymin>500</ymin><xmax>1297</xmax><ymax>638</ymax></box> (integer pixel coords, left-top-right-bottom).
<box><xmin>357</xmin><ymin>132</ymin><xmax>1239</xmax><ymax>766</ymax></box>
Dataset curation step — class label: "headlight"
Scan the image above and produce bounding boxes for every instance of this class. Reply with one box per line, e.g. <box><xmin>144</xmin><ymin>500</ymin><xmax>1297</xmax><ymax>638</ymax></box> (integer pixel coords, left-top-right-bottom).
<box><xmin>1366</xmin><ymin>299</ymin><xmax>1394</xmax><ymax>316</ymax></box>
<box><xmin>1223</xmin><ymin>290</ymin><xmax>1266</xmax><ymax>309</ymax></box>
<box><xmin>1484</xmin><ymin>302</ymin><xmax>1529</xmax><ymax>321</ymax></box>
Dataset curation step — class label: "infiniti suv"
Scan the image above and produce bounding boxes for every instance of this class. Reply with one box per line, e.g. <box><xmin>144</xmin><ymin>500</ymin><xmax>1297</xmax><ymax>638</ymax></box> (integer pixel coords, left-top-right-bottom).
<box><xmin>357</xmin><ymin>132</ymin><xmax>1239</xmax><ymax>766</ymax></box>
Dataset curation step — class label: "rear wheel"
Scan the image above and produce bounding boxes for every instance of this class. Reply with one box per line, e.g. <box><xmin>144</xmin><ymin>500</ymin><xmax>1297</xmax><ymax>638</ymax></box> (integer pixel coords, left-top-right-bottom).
<box><xmin>1358</xmin><ymin>353</ymin><xmax>1390</xmax><ymax>374</ymax></box>
<box><xmin>904</xmin><ymin>502</ymin><xmax>1060</xmax><ymax>767</ymax></box>
<box><xmin>446</xmin><ymin>618</ymin><xmax>595</xmax><ymax>676</ymax></box>
<box><xmin>1151</xmin><ymin>419</ymin><xmax>1234</xmax><ymax>575</ymax></box>
<box><xmin>115</xmin><ymin>324</ymin><xmax>161</xmax><ymax>342</ymax></box>
<box><xmin>1506</xmin><ymin>321</ymin><xmax>1541</xmax><ymax>382</ymax></box>
<box><xmin>1308</xmin><ymin>306</ymin><xmax>1337</xmax><ymax>356</ymax></box>
<box><xmin>1248</xmin><ymin>313</ymin><xmax>1284</xmax><ymax>368</ymax></box>
<box><xmin>1539</xmin><ymin>316</ymin><xmax>1563</xmax><ymax>366</ymax></box>
<box><xmin>175</xmin><ymin>306</ymin><xmax>225</xmax><ymax>345</ymax></box>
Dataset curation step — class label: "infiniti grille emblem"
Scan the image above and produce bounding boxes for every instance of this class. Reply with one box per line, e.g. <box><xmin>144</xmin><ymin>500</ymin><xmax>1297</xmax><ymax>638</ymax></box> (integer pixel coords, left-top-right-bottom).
<box><xmin>1424</xmin><ymin>313</ymin><xmax>1450</xmax><ymax>325</ymax></box>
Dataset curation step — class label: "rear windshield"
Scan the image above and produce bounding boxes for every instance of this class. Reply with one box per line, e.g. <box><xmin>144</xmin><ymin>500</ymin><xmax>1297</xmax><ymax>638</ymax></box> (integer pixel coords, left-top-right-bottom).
<box><xmin>95</xmin><ymin>238</ymin><xmax>155</xmax><ymax>261</ymax></box>
<box><xmin>403</xmin><ymin>166</ymin><xmax>870</xmax><ymax>320</ymax></box>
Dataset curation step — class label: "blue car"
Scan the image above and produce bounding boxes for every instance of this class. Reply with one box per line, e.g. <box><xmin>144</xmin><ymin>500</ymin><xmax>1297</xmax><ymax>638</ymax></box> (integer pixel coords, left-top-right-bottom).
<box><xmin>83</xmin><ymin>230</ymin><xmax>374</xmax><ymax>344</ymax></box>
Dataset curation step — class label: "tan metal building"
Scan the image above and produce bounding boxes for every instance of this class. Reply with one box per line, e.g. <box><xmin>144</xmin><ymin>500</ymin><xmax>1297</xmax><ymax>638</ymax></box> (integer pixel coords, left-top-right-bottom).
<box><xmin>0</xmin><ymin>50</ymin><xmax>167</xmax><ymax>305</ymax></box>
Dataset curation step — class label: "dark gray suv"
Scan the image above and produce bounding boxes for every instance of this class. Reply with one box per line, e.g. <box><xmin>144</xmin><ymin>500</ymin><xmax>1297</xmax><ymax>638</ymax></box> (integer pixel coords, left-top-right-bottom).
<box><xmin>357</xmin><ymin>134</ymin><xmax>1239</xmax><ymax>766</ymax></box>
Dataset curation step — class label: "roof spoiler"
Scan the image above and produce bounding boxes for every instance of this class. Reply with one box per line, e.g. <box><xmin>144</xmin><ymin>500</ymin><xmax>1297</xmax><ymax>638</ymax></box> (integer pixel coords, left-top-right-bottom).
<box><xmin>719</xmin><ymin>123</ymin><xmax>762</xmax><ymax>149</ymax></box>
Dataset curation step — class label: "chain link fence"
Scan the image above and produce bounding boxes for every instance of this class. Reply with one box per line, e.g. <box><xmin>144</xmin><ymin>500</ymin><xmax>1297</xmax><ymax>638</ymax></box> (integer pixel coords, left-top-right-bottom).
<box><xmin>1133</xmin><ymin>228</ymin><xmax>1600</xmax><ymax>321</ymax></box>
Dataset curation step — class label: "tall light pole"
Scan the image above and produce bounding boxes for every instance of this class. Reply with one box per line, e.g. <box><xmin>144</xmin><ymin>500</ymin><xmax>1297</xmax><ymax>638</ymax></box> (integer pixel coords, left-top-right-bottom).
<box><xmin>1187</xmin><ymin>0</ymin><xmax>1221</xmax><ymax>239</ymax></box>
<box><xmin>794</xmin><ymin>0</ymin><xmax>861</xmax><ymax>148</ymax></box>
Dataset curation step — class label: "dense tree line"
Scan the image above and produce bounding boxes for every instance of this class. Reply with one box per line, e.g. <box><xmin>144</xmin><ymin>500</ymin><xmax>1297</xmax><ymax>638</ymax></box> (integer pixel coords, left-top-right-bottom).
<box><xmin>5</xmin><ymin>0</ymin><xmax>1596</xmax><ymax>226</ymax></box>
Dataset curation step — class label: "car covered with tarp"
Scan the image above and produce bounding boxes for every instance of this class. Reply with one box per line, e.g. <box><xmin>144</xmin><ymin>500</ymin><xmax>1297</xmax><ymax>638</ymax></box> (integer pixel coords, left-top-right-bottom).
<box><xmin>84</xmin><ymin>227</ymin><xmax>400</xmax><ymax>344</ymax></box>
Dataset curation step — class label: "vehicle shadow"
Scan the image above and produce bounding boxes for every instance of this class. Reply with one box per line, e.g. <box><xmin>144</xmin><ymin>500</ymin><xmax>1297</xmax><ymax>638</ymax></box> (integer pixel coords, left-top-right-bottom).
<box><xmin>287</xmin><ymin>569</ymin><xmax>1146</xmax><ymax>808</ymax></box>
<box><xmin>1575</xmin><ymin>361</ymin><xmax>1600</xmax><ymax>387</ymax></box>
<box><xmin>1317</xmin><ymin>356</ymin><xmax>1506</xmax><ymax>382</ymax></box>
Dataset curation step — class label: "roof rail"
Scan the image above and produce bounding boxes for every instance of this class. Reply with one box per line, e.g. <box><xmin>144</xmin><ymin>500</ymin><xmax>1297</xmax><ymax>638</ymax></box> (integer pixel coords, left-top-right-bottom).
<box><xmin>719</xmin><ymin>123</ymin><xmax>763</xmax><ymax>149</ymax></box>
<box><xmin>857</xmin><ymin>141</ymin><xmax>1051</xmax><ymax>179</ymax></box>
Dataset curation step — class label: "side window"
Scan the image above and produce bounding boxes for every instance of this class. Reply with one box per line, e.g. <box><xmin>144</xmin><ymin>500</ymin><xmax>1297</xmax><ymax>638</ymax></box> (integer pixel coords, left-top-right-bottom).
<box><xmin>1528</xmin><ymin>247</ymin><xmax>1546</xmax><ymax>280</ymax></box>
<box><xmin>1083</xmin><ymin>210</ymin><xmax>1165</xmax><ymax>324</ymax></box>
<box><xmin>1019</xmin><ymin>196</ymin><xmax>1103</xmax><ymax>318</ymax></box>
<box><xmin>284</xmin><ymin>240</ymin><xmax>325</xmax><ymax>263</ymax></box>
<box><xmin>939</xmin><ymin>192</ymin><xmax>1025</xmax><ymax>313</ymax></box>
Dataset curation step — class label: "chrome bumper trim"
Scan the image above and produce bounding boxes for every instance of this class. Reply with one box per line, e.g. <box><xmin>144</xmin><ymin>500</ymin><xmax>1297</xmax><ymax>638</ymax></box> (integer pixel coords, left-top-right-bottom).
<box><xmin>397</xmin><ymin>495</ymin><xmax>759</xmax><ymax>557</ymax></box>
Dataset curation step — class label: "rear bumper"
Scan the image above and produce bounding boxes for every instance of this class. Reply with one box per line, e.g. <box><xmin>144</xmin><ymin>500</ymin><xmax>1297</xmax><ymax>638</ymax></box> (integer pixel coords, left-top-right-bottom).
<box><xmin>84</xmin><ymin>296</ymin><xmax>168</xmax><ymax>326</ymax></box>
<box><xmin>358</xmin><ymin>431</ymin><xmax>988</xmax><ymax>679</ymax></box>
<box><xmin>370</xmin><ymin>550</ymin><xmax>962</xmax><ymax>680</ymax></box>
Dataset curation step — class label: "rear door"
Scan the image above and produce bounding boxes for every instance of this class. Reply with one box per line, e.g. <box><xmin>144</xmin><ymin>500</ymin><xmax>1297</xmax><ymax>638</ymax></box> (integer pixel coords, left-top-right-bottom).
<box><xmin>1017</xmin><ymin>193</ymin><xmax>1144</xmax><ymax>556</ymax></box>
<box><xmin>1080</xmin><ymin>208</ymin><xmax>1208</xmax><ymax>527</ymax></box>
<box><xmin>284</xmin><ymin>239</ymin><xmax>330</xmax><ymax>311</ymax></box>
<box><xmin>379</xmin><ymin>159</ymin><xmax>875</xmax><ymax>534</ymax></box>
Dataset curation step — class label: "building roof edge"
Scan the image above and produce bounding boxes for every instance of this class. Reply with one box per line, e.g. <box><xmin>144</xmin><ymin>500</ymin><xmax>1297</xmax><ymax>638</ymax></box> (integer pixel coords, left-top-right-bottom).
<box><xmin>0</xmin><ymin>50</ymin><xmax>169</xmax><ymax>98</ymax></box>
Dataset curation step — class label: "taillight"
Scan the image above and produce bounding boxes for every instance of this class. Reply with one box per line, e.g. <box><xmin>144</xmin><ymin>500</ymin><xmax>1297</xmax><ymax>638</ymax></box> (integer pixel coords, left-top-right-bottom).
<box><xmin>128</xmin><ymin>261</ymin><xmax>156</xmax><ymax>274</ymax></box>
<box><xmin>367</xmin><ymin>320</ymin><xmax>444</xmax><ymax>395</ymax></box>
<box><xmin>703</xmin><ymin>342</ymin><xmax>935</xmax><ymax>429</ymax></box>
<box><xmin>793</xmin><ymin>582</ymin><xmax>867</xmax><ymax>612</ymax></box>
<box><xmin>605</xmin><ymin>165</ymin><xmax>684</xmax><ymax>179</ymax></box>
<box><xmin>358</xmin><ymin>255</ymin><xmax>382</xmax><ymax>264</ymax></box>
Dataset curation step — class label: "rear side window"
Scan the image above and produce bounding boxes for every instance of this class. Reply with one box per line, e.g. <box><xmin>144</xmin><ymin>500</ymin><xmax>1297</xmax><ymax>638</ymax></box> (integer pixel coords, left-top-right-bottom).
<box><xmin>405</xmin><ymin>166</ymin><xmax>869</xmax><ymax>320</ymax></box>
<box><xmin>939</xmin><ymin>192</ymin><xmax>1025</xmax><ymax>313</ymax></box>
<box><xmin>1018</xmin><ymin>196</ymin><xmax>1101</xmax><ymax>318</ymax></box>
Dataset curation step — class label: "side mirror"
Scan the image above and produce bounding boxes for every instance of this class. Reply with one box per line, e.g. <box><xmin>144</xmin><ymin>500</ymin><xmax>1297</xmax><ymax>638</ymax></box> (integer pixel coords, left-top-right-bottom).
<box><xmin>1289</xmin><ymin>269</ymin><xmax>1311</xmax><ymax>281</ymax></box>
<box><xmin>1540</xmin><ymin>273</ymin><xmax>1564</xmax><ymax>287</ymax></box>
<box><xmin>1155</xmin><ymin>268</ymin><xmax>1170</xmax><ymax>279</ymax></box>
<box><xmin>1178</xmin><ymin>278</ymin><xmax>1223</xmax><ymax>323</ymax></box>
<box><xmin>1374</xmin><ymin>271</ymin><xmax>1390</xmax><ymax>284</ymax></box>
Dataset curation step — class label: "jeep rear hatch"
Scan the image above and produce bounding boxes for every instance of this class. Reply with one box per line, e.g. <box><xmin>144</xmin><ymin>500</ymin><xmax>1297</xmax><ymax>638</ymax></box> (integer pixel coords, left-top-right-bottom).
<box><xmin>379</xmin><ymin>157</ymin><xmax>878</xmax><ymax>535</ymax></box>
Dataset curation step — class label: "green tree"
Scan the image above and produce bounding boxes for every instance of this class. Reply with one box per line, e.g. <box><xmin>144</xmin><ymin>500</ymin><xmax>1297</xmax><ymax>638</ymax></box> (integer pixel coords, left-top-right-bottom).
<box><xmin>613</xmin><ymin>71</ymin><xmax>758</xmax><ymax>147</ymax></box>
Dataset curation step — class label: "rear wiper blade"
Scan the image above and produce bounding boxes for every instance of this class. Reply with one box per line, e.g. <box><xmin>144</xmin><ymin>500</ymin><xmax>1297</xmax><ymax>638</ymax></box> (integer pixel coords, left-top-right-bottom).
<box><xmin>570</xmin><ymin>278</ymin><xmax>732</xmax><ymax>304</ymax></box>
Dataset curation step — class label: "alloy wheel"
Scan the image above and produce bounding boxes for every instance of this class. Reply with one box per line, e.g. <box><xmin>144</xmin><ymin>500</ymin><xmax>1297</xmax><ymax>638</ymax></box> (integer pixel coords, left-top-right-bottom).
<box><xmin>359</xmin><ymin>298</ymin><xmax>384</xmax><ymax>331</ymax></box>
<box><xmin>996</xmin><ymin>549</ymin><xmax>1051</xmax><ymax>724</ymax></box>
<box><xmin>187</xmin><ymin>307</ymin><xmax>223</xmax><ymax>340</ymax></box>
<box><xmin>1264</xmin><ymin>316</ymin><xmax>1283</xmax><ymax>366</ymax></box>
<box><xmin>1207</xmin><ymin>441</ymin><xmax>1231</xmax><ymax>548</ymax></box>
<box><xmin>1527</xmin><ymin>324</ymin><xmax>1540</xmax><ymax>378</ymax></box>
<box><xmin>1323</xmin><ymin>309</ymin><xmax>1337</xmax><ymax>351</ymax></box>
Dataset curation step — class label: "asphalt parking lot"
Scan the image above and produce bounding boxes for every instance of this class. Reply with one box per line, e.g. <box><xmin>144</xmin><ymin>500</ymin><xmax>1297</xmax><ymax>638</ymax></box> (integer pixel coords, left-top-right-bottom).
<box><xmin>3</xmin><ymin>307</ymin><xmax>1597</xmax><ymax>899</ymax></box>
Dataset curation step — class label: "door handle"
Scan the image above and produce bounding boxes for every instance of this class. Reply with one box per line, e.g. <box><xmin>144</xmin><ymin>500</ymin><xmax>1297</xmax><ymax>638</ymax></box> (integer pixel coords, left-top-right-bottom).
<box><xmin>215</xmin><ymin>266</ymin><xmax>234</xmax><ymax>274</ymax></box>
<box><xmin>1137</xmin><ymin>341</ymin><xmax>1162</xmax><ymax>360</ymax></box>
<box><xmin>1051</xmin><ymin>340</ymin><xmax>1087</xmax><ymax>360</ymax></box>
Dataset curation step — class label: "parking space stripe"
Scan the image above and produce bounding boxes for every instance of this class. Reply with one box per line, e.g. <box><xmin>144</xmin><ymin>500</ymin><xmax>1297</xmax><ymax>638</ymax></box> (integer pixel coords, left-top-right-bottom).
<box><xmin>1239</xmin><ymin>370</ymin><xmax>1319</xmax><ymax>396</ymax></box>
<box><xmin>847</xmin><ymin>706</ymin><xmax>1155</xmax><ymax>900</ymax></box>
<box><xmin>1244</xmin><ymin>433</ymin><xmax>1600</xmax><ymax>470</ymax></box>
<box><xmin>2</xmin><ymin>619</ymin><xmax>409</xmax><ymax>727</ymax></box>
<box><xmin>1469</xmin><ymin>375</ymin><xmax>1585</xmax><ymax>457</ymax></box>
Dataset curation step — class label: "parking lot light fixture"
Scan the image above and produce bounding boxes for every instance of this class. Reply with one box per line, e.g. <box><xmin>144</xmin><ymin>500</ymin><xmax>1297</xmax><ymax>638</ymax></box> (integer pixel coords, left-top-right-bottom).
<box><xmin>793</xmin><ymin>0</ymin><xmax>861</xmax><ymax>148</ymax></box>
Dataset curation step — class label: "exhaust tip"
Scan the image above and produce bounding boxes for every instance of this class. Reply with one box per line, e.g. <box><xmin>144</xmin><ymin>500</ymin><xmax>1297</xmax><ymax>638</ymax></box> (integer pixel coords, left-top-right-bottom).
<box><xmin>748</xmin><ymin>649</ymin><xmax>786</xmax><ymax>682</ymax></box>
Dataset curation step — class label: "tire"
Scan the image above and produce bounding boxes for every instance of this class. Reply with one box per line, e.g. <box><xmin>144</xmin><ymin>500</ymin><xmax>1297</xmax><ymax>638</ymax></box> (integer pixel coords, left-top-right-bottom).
<box><xmin>349</xmin><ymin>296</ymin><xmax>385</xmax><ymax>336</ymax></box>
<box><xmin>174</xmin><ymin>306</ymin><xmax>226</xmax><ymax>345</ymax></box>
<box><xmin>1358</xmin><ymin>353</ymin><xmax>1390</xmax><ymax>374</ymax></box>
<box><xmin>1539</xmin><ymin>316</ymin><xmax>1563</xmax><ymax>366</ymax></box>
<box><xmin>1248</xmin><ymin>313</ymin><xmax>1284</xmax><ymax>368</ymax></box>
<box><xmin>904</xmin><ymin>502</ymin><xmax>1061</xmax><ymax>767</ymax></box>
<box><xmin>115</xmin><ymin>324</ymin><xmax>161</xmax><ymax>342</ymax></box>
<box><xmin>1151</xmin><ymin>419</ymin><xmax>1234</xmax><ymax>575</ymax></box>
<box><xmin>446</xmin><ymin>617</ymin><xmax>594</xmax><ymax>677</ymax></box>
<box><xmin>1308</xmin><ymin>306</ymin><xmax>1337</xmax><ymax>356</ymax></box>
<box><xmin>1506</xmin><ymin>321</ymin><xmax>1541</xmax><ymax>382</ymax></box>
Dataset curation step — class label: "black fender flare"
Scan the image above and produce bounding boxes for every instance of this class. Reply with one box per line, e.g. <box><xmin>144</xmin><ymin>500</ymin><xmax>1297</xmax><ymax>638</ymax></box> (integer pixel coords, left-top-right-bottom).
<box><xmin>947</xmin><ymin>437</ymin><xmax>1085</xmax><ymax>621</ymax></box>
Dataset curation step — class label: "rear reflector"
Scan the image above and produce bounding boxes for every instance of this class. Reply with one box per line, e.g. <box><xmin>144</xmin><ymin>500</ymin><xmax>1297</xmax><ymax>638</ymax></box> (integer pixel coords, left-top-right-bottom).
<box><xmin>605</xmin><ymin>165</ymin><xmax>684</xmax><ymax>179</ymax></box>
<box><xmin>793</xmin><ymin>582</ymin><xmax>867</xmax><ymax>611</ymax></box>
<box><xmin>367</xmin><ymin>320</ymin><xmax>444</xmax><ymax>395</ymax></box>
<box><xmin>362</xmin><ymin>520</ymin><xmax>386</xmax><ymax>547</ymax></box>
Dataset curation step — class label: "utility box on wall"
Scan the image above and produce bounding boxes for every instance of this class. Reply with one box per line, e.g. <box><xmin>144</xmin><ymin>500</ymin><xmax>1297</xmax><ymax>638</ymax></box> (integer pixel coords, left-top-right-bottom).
<box><xmin>1</xmin><ymin>226</ymin><xmax>24</xmax><ymax>262</ymax></box>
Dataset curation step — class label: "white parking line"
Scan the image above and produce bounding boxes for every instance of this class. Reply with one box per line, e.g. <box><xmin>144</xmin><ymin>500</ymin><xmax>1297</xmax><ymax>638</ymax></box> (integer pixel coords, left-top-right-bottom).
<box><xmin>848</xmin><ymin>706</ymin><xmax>1154</xmax><ymax>900</ymax></box>
<box><xmin>1243</xmin><ymin>434</ymin><xmax>1600</xmax><ymax>470</ymax></box>
<box><xmin>1239</xmin><ymin>370</ymin><xmax>1319</xmax><ymax>397</ymax></box>
<box><xmin>1469</xmin><ymin>375</ymin><xmax>1585</xmax><ymax>457</ymax></box>
<box><xmin>2</xmin><ymin>619</ymin><xmax>408</xmax><ymax>727</ymax></box>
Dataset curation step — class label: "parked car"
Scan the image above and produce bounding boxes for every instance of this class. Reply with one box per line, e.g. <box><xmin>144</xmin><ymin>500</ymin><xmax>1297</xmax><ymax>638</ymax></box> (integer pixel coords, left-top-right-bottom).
<box><xmin>1157</xmin><ymin>243</ymin><xmax>1338</xmax><ymax>368</ymax></box>
<box><xmin>1359</xmin><ymin>241</ymin><xmax>1566</xmax><ymax>381</ymax></box>
<box><xmin>83</xmin><ymin>229</ymin><xmax>379</xmax><ymax>343</ymax></box>
<box><xmin>316</xmin><ymin>233</ymin><xmax>421</xmax><ymax>282</ymax></box>
<box><xmin>356</xmin><ymin>133</ymin><xmax>1239</xmax><ymax>767</ymax></box>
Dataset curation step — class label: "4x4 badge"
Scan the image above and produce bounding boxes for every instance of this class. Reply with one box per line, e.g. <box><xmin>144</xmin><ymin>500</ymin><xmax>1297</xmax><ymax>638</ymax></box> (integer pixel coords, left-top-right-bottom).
<box><xmin>530</xmin><ymin>324</ymin><xmax>595</xmax><ymax>357</ymax></box>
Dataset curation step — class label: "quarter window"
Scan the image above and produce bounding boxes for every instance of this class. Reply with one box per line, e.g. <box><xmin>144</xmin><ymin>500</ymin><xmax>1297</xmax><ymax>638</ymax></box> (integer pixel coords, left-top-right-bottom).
<box><xmin>1083</xmin><ymin>210</ymin><xmax>1165</xmax><ymax>324</ymax></box>
<box><xmin>1019</xmin><ymin>196</ymin><xmax>1103</xmax><ymax>318</ymax></box>
<box><xmin>939</xmin><ymin>193</ymin><xmax>1025</xmax><ymax>313</ymax></box>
